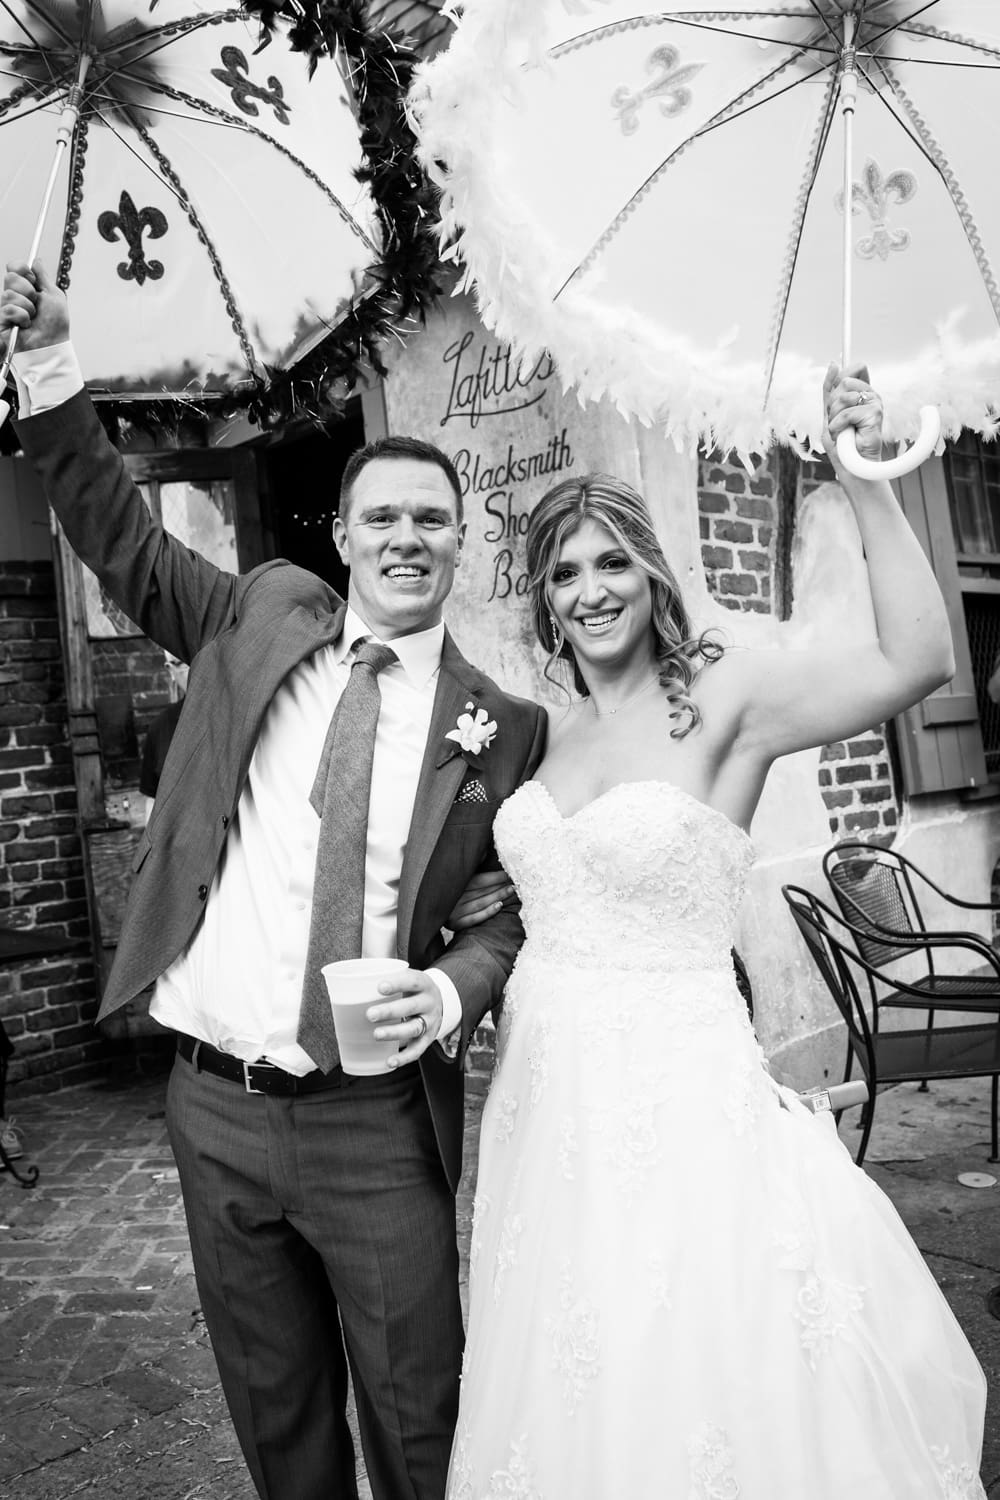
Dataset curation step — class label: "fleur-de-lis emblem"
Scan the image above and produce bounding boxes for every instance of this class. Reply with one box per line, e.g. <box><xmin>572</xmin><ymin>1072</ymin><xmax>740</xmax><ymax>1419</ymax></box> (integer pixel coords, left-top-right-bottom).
<box><xmin>837</xmin><ymin>157</ymin><xmax>917</xmax><ymax>261</ymax></box>
<box><xmin>612</xmin><ymin>45</ymin><xmax>703</xmax><ymax>136</ymax></box>
<box><xmin>97</xmin><ymin>192</ymin><xmax>168</xmax><ymax>286</ymax></box>
<box><xmin>211</xmin><ymin>45</ymin><xmax>289</xmax><ymax>126</ymax></box>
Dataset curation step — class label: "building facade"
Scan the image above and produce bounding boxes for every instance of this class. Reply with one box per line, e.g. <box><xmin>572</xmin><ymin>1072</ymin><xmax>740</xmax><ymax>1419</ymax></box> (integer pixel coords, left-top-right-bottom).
<box><xmin>2</xmin><ymin>287</ymin><xmax>998</xmax><ymax>1092</ymax></box>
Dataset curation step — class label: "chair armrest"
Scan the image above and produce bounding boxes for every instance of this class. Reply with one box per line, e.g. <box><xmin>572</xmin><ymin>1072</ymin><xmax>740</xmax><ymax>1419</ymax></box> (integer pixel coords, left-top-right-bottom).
<box><xmin>885</xmin><ymin>929</ymin><xmax>1000</xmax><ymax>978</ymax></box>
<box><xmin>830</xmin><ymin>888</ymin><xmax>1000</xmax><ymax>960</ymax></box>
<box><xmin>907</xmin><ymin>864</ymin><xmax>1000</xmax><ymax>912</ymax></box>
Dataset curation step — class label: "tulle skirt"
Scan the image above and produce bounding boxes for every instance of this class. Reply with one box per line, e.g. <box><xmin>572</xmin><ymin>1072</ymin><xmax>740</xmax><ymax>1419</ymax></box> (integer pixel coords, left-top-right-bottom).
<box><xmin>448</xmin><ymin>955</ymin><xmax>987</xmax><ymax>1500</ymax></box>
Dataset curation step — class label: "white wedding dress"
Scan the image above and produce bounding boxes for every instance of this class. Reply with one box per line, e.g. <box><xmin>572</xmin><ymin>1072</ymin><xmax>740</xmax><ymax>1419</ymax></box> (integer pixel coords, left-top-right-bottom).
<box><xmin>448</xmin><ymin>780</ymin><xmax>987</xmax><ymax>1500</ymax></box>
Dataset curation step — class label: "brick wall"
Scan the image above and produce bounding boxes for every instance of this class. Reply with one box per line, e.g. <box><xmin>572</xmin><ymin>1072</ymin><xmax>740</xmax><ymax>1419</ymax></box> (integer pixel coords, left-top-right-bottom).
<box><xmin>698</xmin><ymin>450</ymin><xmax>778</xmax><ymax>615</ymax></box>
<box><xmin>92</xmin><ymin>637</ymin><xmax>175</xmax><ymax>787</ymax></box>
<box><xmin>819</xmin><ymin>731</ymin><xmax>899</xmax><ymax>842</ymax></box>
<box><xmin>0</xmin><ymin>562</ymin><xmax>103</xmax><ymax>1093</ymax></box>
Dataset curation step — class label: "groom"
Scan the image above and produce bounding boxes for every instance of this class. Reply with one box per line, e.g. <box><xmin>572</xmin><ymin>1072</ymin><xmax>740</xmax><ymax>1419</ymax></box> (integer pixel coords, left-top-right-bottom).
<box><xmin>1</xmin><ymin>263</ymin><xmax>546</xmax><ymax>1500</ymax></box>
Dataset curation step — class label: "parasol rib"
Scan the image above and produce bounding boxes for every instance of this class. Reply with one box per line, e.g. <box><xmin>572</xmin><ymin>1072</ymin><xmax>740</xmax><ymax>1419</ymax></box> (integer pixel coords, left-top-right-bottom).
<box><xmin>552</xmin><ymin>12</ymin><xmax>840</xmax><ymax>64</ymax></box>
<box><xmin>116</xmin><ymin>119</ymin><xmax>263</xmax><ymax>383</ymax></box>
<box><xmin>801</xmin><ymin>0</ymin><xmax>842</xmax><ymax>50</ymax></box>
<box><xmin>93</xmin><ymin>11</ymin><xmax>243</xmax><ymax>90</ymax></box>
<box><xmin>864</xmin><ymin>1</ymin><xmax>942</xmax><ymax>52</ymax></box>
<box><xmin>81</xmin><ymin>92</ymin><xmax>251</xmax><ymax>129</ymax></box>
<box><xmin>0</xmin><ymin>78</ymin><xmax>61</xmax><ymax>124</ymax></box>
<box><xmin>86</xmin><ymin>107</ymin><xmax>198</xmax><ymax>216</ymax></box>
<box><xmin>0</xmin><ymin>40</ymin><xmax>59</xmax><ymax>89</ymax></box>
<box><xmin>763</xmin><ymin>66</ymin><xmax>840</xmax><ymax>406</ymax></box>
<box><xmin>0</xmin><ymin>0</ymin><xmax>73</xmax><ymax>50</ymax></box>
<box><xmin>873</xmin><ymin>56</ymin><xmax>1000</xmax><ymax>326</ymax></box>
<box><xmin>98</xmin><ymin>68</ymin><xmax>378</xmax><ymax>253</ymax></box>
<box><xmin>889</xmin><ymin>19</ymin><xmax>1000</xmax><ymax>67</ymax></box>
<box><xmin>553</xmin><ymin>36</ymin><xmax>832</xmax><ymax>304</ymax></box>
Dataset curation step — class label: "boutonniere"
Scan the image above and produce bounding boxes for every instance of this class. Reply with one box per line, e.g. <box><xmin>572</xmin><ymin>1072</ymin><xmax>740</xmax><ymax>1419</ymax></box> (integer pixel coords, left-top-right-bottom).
<box><xmin>445</xmin><ymin>701</ymin><xmax>498</xmax><ymax>757</ymax></box>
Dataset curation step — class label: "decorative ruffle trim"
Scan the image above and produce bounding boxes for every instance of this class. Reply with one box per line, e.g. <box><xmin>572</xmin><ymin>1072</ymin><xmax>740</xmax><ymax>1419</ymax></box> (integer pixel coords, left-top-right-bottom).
<box><xmin>410</xmin><ymin>0</ymin><xmax>1000</xmax><ymax>462</ymax></box>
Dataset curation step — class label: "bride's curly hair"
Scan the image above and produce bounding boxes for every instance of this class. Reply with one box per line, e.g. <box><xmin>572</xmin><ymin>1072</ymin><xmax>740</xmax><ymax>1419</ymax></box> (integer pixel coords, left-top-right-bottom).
<box><xmin>526</xmin><ymin>473</ymin><xmax>723</xmax><ymax>737</ymax></box>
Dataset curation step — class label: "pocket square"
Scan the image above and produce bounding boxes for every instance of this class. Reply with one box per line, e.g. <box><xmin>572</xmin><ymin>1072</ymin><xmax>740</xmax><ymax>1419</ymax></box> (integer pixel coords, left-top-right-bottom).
<box><xmin>455</xmin><ymin>778</ymin><xmax>490</xmax><ymax>805</ymax></box>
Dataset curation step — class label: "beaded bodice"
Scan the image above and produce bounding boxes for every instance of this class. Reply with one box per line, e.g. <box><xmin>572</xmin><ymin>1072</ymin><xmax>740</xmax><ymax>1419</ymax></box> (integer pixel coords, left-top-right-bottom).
<box><xmin>494</xmin><ymin>779</ymin><xmax>754</xmax><ymax>973</ymax></box>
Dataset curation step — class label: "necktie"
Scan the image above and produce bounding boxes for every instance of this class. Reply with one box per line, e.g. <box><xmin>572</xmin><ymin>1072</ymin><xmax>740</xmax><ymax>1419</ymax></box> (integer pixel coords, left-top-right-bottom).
<box><xmin>297</xmin><ymin>640</ymin><xmax>399</xmax><ymax>1071</ymax></box>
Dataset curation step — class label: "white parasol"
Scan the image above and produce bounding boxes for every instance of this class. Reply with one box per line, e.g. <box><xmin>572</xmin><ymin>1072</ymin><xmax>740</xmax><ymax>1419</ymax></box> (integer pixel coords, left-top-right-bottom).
<box><xmin>411</xmin><ymin>1</ymin><xmax>1000</xmax><ymax>473</ymax></box>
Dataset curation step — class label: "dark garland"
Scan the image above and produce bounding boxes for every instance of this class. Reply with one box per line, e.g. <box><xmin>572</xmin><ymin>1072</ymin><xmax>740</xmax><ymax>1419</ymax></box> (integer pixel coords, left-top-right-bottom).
<box><xmin>61</xmin><ymin>1</ymin><xmax>443</xmax><ymax>435</ymax></box>
<box><xmin>234</xmin><ymin>0</ymin><xmax>445</xmax><ymax>429</ymax></box>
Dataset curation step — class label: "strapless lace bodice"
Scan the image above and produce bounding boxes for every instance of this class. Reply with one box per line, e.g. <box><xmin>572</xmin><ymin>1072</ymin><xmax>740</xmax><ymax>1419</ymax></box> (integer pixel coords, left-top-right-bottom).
<box><xmin>494</xmin><ymin>779</ymin><xmax>754</xmax><ymax>973</ymax></box>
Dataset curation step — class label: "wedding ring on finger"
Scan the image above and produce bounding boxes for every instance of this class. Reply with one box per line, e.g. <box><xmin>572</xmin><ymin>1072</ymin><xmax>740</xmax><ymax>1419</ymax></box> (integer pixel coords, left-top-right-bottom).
<box><xmin>854</xmin><ymin>390</ymin><xmax>871</xmax><ymax>405</ymax></box>
<box><xmin>412</xmin><ymin>1015</ymin><xmax>427</xmax><ymax>1040</ymax></box>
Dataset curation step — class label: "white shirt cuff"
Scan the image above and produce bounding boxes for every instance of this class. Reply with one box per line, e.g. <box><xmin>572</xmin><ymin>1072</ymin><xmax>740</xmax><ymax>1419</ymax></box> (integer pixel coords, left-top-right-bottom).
<box><xmin>425</xmin><ymin>966</ymin><xmax>462</xmax><ymax>1059</ymax></box>
<box><xmin>12</xmin><ymin>341</ymin><xmax>84</xmax><ymax>416</ymax></box>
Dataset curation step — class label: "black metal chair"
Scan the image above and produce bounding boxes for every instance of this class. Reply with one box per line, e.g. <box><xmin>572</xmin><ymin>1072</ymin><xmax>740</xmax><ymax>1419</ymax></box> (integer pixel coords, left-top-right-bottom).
<box><xmin>782</xmin><ymin>884</ymin><xmax>1000</xmax><ymax>1165</ymax></box>
<box><xmin>823</xmin><ymin>840</ymin><xmax>1000</xmax><ymax>1094</ymax></box>
<box><xmin>824</xmin><ymin>839</ymin><xmax>1000</xmax><ymax>995</ymax></box>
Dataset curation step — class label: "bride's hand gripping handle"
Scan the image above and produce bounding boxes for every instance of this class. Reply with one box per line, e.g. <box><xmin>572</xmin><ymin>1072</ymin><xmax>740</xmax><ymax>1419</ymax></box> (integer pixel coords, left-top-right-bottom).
<box><xmin>823</xmin><ymin>360</ymin><xmax>940</xmax><ymax>482</ymax></box>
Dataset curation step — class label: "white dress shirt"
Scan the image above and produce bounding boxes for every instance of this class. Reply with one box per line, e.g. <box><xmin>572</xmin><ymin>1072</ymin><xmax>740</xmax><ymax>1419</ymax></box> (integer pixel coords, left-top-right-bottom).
<box><xmin>14</xmin><ymin>343</ymin><xmax>463</xmax><ymax>1069</ymax></box>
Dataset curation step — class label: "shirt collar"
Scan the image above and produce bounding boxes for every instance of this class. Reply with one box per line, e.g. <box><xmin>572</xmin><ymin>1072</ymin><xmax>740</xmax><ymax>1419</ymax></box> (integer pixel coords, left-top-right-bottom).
<box><xmin>336</xmin><ymin>605</ymin><xmax>444</xmax><ymax>690</ymax></box>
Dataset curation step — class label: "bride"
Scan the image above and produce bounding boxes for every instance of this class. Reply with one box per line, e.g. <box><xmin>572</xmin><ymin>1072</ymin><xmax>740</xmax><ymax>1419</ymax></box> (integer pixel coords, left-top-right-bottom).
<box><xmin>447</xmin><ymin>365</ymin><xmax>987</xmax><ymax>1499</ymax></box>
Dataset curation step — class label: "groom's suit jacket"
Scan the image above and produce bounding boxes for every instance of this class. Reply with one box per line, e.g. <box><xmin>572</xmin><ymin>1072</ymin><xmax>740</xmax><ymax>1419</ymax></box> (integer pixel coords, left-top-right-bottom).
<box><xmin>17</xmin><ymin>390</ymin><xmax>546</xmax><ymax>1191</ymax></box>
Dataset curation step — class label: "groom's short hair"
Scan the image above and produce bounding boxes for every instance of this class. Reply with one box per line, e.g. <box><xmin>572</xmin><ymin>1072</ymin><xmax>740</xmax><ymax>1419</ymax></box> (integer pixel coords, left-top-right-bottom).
<box><xmin>339</xmin><ymin>435</ymin><xmax>464</xmax><ymax>522</ymax></box>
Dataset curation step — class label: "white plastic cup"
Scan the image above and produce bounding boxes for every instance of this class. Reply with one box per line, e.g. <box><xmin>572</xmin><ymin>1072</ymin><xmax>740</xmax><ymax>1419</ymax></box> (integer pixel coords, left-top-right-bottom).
<box><xmin>322</xmin><ymin>957</ymin><xmax>409</xmax><ymax>1076</ymax></box>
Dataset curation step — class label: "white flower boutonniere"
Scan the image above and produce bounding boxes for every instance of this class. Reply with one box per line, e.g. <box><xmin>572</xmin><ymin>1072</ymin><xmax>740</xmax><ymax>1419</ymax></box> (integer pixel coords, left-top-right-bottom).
<box><xmin>446</xmin><ymin>701</ymin><xmax>498</xmax><ymax>756</ymax></box>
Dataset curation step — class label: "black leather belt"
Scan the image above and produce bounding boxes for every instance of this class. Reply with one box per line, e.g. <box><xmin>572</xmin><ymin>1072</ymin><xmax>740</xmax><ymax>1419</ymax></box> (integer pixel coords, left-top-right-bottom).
<box><xmin>176</xmin><ymin>1034</ymin><xmax>346</xmax><ymax>1095</ymax></box>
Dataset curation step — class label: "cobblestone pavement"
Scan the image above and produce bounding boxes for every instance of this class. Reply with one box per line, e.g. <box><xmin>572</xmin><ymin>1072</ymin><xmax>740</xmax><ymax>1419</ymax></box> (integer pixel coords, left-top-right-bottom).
<box><xmin>1</xmin><ymin>1068</ymin><xmax>998</xmax><ymax>1498</ymax></box>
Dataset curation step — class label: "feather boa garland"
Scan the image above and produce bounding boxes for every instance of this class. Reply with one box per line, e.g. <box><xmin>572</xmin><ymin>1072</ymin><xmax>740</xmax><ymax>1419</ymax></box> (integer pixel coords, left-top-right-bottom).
<box><xmin>73</xmin><ymin>0</ymin><xmax>442</xmax><ymax>434</ymax></box>
<box><xmin>410</xmin><ymin>0</ymin><xmax>1000</xmax><ymax>461</ymax></box>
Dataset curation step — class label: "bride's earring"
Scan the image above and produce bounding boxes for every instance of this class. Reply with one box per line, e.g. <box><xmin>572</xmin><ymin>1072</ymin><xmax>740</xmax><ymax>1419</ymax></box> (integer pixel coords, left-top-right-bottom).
<box><xmin>548</xmin><ymin>612</ymin><xmax>561</xmax><ymax>647</ymax></box>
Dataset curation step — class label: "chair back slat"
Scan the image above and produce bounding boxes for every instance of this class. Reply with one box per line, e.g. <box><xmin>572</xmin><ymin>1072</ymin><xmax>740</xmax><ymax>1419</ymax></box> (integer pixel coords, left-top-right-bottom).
<box><xmin>826</xmin><ymin>852</ymin><xmax>915</xmax><ymax>966</ymax></box>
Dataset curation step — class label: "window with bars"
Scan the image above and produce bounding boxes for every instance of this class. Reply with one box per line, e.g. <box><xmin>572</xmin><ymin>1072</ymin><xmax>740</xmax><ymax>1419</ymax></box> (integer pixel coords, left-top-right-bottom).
<box><xmin>945</xmin><ymin>429</ymin><xmax>1000</xmax><ymax>559</ymax></box>
<box><xmin>963</xmin><ymin>593</ymin><xmax>1000</xmax><ymax>777</ymax></box>
<box><xmin>891</xmin><ymin>459</ymin><xmax>988</xmax><ymax>794</ymax></box>
<box><xmin>936</xmin><ymin>432</ymin><xmax>1000</xmax><ymax>786</ymax></box>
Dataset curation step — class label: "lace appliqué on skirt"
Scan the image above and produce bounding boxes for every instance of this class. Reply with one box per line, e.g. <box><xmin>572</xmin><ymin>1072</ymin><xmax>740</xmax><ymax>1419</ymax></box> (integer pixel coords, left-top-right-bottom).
<box><xmin>931</xmin><ymin>1446</ymin><xmax>988</xmax><ymax>1500</ymax></box>
<box><xmin>688</xmin><ymin>1422</ymin><xmax>740</xmax><ymax>1499</ymax></box>
<box><xmin>545</xmin><ymin>1261</ymin><xmax>602</xmax><ymax>1415</ymax></box>
<box><xmin>450</xmin><ymin>1427</ymin><xmax>543</xmax><ymax>1500</ymax></box>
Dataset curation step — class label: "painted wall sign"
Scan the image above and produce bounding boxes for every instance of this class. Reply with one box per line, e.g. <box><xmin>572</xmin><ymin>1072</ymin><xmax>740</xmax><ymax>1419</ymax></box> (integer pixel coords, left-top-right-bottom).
<box><xmin>383</xmin><ymin>290</ymin><xmax>697</xmax><ymax>698</ymax></box>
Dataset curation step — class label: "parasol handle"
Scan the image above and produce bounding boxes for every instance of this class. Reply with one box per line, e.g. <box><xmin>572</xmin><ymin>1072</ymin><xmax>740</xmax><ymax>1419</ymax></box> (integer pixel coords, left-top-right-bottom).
<box><xmin>836</xmin><ymin>405</ymin><xmax>942</xmax><ymax>481</ymax></box>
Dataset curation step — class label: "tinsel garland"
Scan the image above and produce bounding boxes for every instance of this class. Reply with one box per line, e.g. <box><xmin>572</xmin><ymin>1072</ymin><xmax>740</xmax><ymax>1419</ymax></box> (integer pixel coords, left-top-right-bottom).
<box><xmin>233</xmin><ymin>0</ymin><xmax>445</xmax><ymax>430</ymax></box>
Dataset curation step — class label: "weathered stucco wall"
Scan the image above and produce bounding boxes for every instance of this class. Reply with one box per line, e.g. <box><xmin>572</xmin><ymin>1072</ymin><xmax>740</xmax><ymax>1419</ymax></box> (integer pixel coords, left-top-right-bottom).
<box><xmin>382</xmin><ymin>289</ymin><xmax>706</xmax><ymax>701</ymax></box>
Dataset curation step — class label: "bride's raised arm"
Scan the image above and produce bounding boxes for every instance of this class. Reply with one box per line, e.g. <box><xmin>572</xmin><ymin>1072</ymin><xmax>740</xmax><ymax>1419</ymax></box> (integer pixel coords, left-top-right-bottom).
<box><xmin>719</xmin><ymin>362</ymin><xmax>955</xmax><ymax>764</ymax></box>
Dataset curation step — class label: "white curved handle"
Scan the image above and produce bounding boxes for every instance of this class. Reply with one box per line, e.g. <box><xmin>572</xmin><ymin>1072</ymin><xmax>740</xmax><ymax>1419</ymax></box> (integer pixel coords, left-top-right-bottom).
<box><xmin>836</xmin><ymin>404</ymin><xmax>941</xmax><ymax>481</ymax></box>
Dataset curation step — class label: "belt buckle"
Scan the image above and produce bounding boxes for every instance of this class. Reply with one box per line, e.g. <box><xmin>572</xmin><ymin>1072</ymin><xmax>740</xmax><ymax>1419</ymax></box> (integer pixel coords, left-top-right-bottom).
<box><xmin>242</xmin><ymin>1061</ymin><xmax>265</xmax><ymax>1095</ymax></box>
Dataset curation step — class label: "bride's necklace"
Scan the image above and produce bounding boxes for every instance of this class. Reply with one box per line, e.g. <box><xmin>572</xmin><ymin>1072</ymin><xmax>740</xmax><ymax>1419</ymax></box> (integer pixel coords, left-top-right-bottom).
<box><xmin>590</xmin><ymin>673</ymin><xmax>661</xmax><ymax>718</ymax></box>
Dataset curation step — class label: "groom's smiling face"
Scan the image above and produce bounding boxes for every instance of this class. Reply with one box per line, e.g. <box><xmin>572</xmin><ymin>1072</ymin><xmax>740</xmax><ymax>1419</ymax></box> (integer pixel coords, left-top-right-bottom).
<box><xmin>333</xmin><ymin>457</ymin><xmax>467</xmax><ymax>640</ymax></box>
